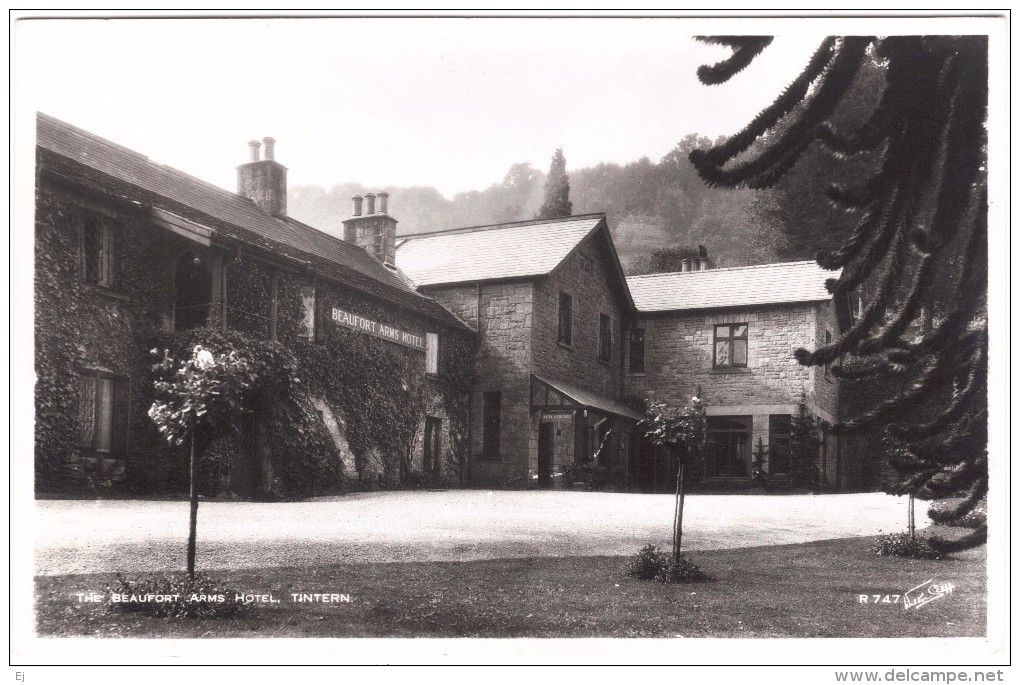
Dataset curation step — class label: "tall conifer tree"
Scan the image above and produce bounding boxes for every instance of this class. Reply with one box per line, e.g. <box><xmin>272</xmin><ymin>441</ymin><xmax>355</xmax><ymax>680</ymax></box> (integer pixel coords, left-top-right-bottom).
<box><xmin>537</xmin><ymin>148</ymin><xmax>573</xmax><ymax>219</ymax></box>
<box><xmin>690</xmin><ymin>36</ymin><xmax>988</xmax><ymax>551</ymax></box>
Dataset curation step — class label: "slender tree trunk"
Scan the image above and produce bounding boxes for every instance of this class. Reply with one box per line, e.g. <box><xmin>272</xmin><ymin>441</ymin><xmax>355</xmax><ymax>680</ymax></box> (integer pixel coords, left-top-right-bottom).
<box><xmin>908</xmin><ymin>494</ymin><xmax>916</xmax><ymax>541</ymax></box>
<box><xmin>673</xmin><ymin>456</ymin><xmax>686</xmax><ymax>562</ymax></box>
<box><xmin>187</xmin><ymin>432</ymin><xmax>199</xmax><ymax>580</ymax></box>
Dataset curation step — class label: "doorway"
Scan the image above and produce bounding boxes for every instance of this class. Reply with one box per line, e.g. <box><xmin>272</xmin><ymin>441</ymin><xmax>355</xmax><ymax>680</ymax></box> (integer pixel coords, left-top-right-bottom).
<box><xmin>538</xmin><ymin>422</ymin><xmax>555</xmax><ymax>489</ymax></box>
<box><xmin>423</xmin><ymin>416</ymin><xmax>442</xmax><ymax>478</ymax></box>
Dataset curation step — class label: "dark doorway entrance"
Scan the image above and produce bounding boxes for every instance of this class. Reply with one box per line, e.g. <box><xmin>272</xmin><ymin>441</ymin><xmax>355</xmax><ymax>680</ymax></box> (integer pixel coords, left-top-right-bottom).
<box><xmin>423</xmin><ymin>416</ymin><xmax>442</xmax><ymax>478</ymax></box>
<box><xmin>174</xmin><ymin>252</ymin><xmax>212</xmax><ymax>331</ymax></box>
<box><xmin>538</xmin><ymin>421</ymin><xmax>555</xmax><ymax>489</ymax></box>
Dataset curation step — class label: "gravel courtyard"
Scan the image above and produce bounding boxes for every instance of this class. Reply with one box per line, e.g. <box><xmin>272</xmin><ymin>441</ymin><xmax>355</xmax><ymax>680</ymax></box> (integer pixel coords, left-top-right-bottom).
<box><xmin>34</xmin><ymin>491</ymin><xmax>915</xmax><ymax>576</ymax></box>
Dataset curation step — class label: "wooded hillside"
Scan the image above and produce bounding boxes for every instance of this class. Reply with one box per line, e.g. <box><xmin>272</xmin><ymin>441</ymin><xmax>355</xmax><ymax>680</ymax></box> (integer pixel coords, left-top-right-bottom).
<box><xmin>288</xmin><ymin>134</ymin><xmax>761</xmax><ymax>272</ymax></box>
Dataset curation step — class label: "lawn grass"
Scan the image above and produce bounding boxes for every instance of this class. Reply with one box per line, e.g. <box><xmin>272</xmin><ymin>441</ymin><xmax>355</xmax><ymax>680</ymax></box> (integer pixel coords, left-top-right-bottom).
<box><xmin>35</xmin><ymin>532</ymin><xmax>985</xmax><ymax>639</ymax></box>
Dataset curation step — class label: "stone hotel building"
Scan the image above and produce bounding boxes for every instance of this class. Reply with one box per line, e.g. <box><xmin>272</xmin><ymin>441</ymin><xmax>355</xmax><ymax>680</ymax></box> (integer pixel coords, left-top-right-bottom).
<box><xmin>33</xmin><ymin>114</ymin><xmax>858</xmax><ymax>497</ymax></box>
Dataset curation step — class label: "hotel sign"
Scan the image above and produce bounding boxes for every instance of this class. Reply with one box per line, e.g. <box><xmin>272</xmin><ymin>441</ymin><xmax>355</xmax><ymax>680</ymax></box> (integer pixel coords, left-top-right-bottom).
<box><xmin>330</xmin><ymin>307</ymin><xmax>425</xmax><ymax>351</ymax></box>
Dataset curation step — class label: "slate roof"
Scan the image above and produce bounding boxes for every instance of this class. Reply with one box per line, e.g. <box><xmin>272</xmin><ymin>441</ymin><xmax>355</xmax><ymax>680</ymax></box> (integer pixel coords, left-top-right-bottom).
<box><xmin>395</xmin><ymin>215</ymin><xmax>608</xmax><ymax>287</ymax></box>
<box><xmin>627</xmin><ymin>261</ymin><xmax>839</xmax><ymax>313</ymax></box>
<box><xmin>533</xmin><ymin>375</ymin><xmax>645</xmax><ymax>422</ymax></box>
<box><xmin>35</xmin><ymin>113</ymin><xmax>469</xmax><ymax>330</ymax></box>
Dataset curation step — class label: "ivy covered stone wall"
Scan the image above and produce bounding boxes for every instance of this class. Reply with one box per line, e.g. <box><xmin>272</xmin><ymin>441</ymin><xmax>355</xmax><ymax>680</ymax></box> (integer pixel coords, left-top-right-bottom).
<box><xmin>35</xmin><ymin>177</ymin><xmax>185</xmax><ymax>491</ymax></box>
<box><xmin>34</xmin><ymin>173</ymin><xmax>475</xmax><ymax>497</ymax></box>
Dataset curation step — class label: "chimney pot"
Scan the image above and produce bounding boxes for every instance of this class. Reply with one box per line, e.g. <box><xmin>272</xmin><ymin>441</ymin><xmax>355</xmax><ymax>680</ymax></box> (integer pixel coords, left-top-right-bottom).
<box><xmin>351</xmin><ymin>195</ymin><xmax>364</xmax><ymax>217</ymax></box>
<box><xmin>364</xmin><ymin>193</ymin><xmax>376</xmax><ymax>215</ymax></box>
<box><xmin>681</xmin><ymin>259</ymin><xmax>691</xmax><ymax>272</ymax></box>
<box><xmin>377</xmin><ymin>191</ymin><xmax>389</xmax><ymax>214</ymax></box>
<box><xmin>237</xmin><ymin>138</ymin><xmax>287</xmax><ymax>217</ymax></box>
<box><xmin>698</xmin><ymin>259</ymin><xmax>707</xmax><ymax>271</ymax></box>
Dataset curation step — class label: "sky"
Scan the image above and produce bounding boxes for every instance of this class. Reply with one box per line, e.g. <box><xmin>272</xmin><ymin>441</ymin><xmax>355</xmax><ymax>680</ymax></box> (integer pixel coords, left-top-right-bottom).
<box><xmin>14</xmin><ymin>16</ymin><xmax>836</xmax><ymax>198</ymax></box>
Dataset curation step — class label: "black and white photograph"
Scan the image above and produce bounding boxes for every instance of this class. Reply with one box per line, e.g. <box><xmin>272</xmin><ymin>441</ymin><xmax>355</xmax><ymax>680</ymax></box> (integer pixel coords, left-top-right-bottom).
<box><xmin>9</xmin><ymin>10</ymin><xmax>1009</xmax><ymax>675</ymax></box>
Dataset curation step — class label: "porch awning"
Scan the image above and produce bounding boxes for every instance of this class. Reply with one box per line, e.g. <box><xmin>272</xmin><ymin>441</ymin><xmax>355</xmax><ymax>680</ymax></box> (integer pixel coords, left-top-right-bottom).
<box><xmin>530</xmin><ymin>375</ymin><xmax>645</xmax><ymax>422</ymax></box>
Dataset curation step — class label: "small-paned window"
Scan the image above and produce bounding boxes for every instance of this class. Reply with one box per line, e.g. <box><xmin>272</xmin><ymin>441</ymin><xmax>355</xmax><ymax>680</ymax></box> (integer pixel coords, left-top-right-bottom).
<box><xmin>426</xmin><ymin>333</ymin><xmax>440</xmax><ymax>376</ymax></box>
<box><xmin>558</xmin><ymin>293</ymin><xmax>572</xmax><ymax>345</ymax></box>
<box><xmin>705</xmin><ymin>415</ymin><xmax>752</xmax><ymax>478</ymax></box>
<box><xmin>79</xmin><ymin>371</ymin><xmax>129</xmax><ymax>456</ymax></box>
<box><xmin>599</xmin><ymin>314</ymin><xmax>612</xmax><ymax>362</ymax></box>
<box><xmin>714</xmin><ymin>323</ymin><xmax>748</xmax><ymax>369</ymax></box>
<box><xmin>629</xmin><ymin>327</ymin><xmax>645</xmax><ymax>374</ymax></box>
<box><xmin>299</xmin><ymin>287</ymin><xmax>317</xmax><ymax>340</ymax></box>
<box><xmin>82</xmin><ymin>212</ymin><xmax>114</xmax><ymax>287</ymax></box>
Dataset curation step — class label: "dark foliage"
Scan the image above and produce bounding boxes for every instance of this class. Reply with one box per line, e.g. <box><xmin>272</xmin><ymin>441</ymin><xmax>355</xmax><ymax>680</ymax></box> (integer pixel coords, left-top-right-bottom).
<box><xmin>928</xmin><ymin>497</ymin><xmax>987</xmax><ymax>529</ymax></box>
<box><xmin>106</xmin><ymin>573</ymin><xmax>246</xmax><ymax>619</ymax></box>
<box><xmin>148</xmin><ymin>327</ymin><xmax>345</xmax><ymax>499</ymax></box>
<box><xmin>626</xmin><ymin>544</ymin><xmax>713</xmax><ymax>584</ymax></box>
<box><xmin>789</xmin><ymin>414</ymin><xmax>822</xmax><ymax>490</ymax></box>
<box><xmin>536</xmin><ymin>148</ymin><xmax>573</xmax><ymax>219</ymax></box>
<box><xmin>873</xmin><ymin>533</ymin><xmax>946</xmax><ymax>560</ymax></box>
<box><xmin>626</xmin><ymin>544</ymin><xmax>668</xmax><ymax>580</ymax></box>
<box><xmin>692</xmin><ymin>36</ymin><xmax>988</xmax><ymax>550</ymax></box>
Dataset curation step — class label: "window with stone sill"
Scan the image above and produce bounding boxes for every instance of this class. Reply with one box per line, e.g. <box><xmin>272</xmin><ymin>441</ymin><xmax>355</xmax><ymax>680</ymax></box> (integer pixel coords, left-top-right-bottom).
<box><xmin>599</xmin><ymin>313</ymin><xmax>612</xmax><ymax>362</ymax></box>
<box><xmin>78</xmin><ymin>370</ymin><xmax>129</xmax><ymax>457</ymax></box>
<box><xmin>713</xmin><ymin>323</ymin><xmax>748</xmax><ymax>369</ymax></box>
<box><xmin>558</xmin><ymin>292</ymin><xmax>573</xmax><ymax>346</ymax></box>
<box><xmin>629</xmin><ymin>326</ymin><xmax>645</xmax><ymax>374</ymax></box>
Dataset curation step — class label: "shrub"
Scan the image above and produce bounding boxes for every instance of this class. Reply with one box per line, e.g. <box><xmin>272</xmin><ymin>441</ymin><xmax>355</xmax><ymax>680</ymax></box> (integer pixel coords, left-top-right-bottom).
<box><xmin>626</xmin><ymin>544</ymin><xmax>713</xmax><ymax>583</ymax></box>
<box><xmin>106</xmin><ymin>572</ymin><xmax>247</xmax><ymax>619</ymax></box>
<box><xmin>626</xmin><ymin>544</ymin><xmax>669</xmax><ymax>580</ymax></box>
<box><xmin>928</xmin><ymin>497</ymin><xmax>987</xmax><ymax>529</ymax></box>
<box><xmin>654</xmin><ymin>556</ymin><xmax>714</xmax><ymax>584</ymax></box>
<box><xmin>873</xmin><ymin>533</ymin><xmax>946</xmax><ymax>560</ymax></box>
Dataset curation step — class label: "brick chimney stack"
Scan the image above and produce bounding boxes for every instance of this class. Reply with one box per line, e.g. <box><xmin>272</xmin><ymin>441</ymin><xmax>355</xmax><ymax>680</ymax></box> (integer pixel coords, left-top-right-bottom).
<box><xmin>237</xmin><ymin>137</ymin><xmax>288</xmax><ymax>217</ymax></box>
<box><xmin>343</xmin><ymin>192</ymin><xmax>398</xmax><ymax>266</ymax></box>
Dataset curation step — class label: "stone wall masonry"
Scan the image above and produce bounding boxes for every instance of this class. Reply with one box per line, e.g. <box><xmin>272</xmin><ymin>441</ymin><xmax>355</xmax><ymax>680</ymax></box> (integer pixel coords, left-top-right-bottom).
<box><xmin>530</xmin><ymin>234</ymin><xmax>629</xmax><ymax>475</ymax></box>
<box><xmin>626</xmin><ymin>303</ymin><xmax>817</xmax><ymax>411</ymax></box>
<box><xmin>532</xmin><ymin>235</ymin><xmax>626</xmax><ymax>403</ymax></box>
<box><xmin>424</xmin><ymin>285</ymin><xmax>479</xmax><ymax>330</ymax></box>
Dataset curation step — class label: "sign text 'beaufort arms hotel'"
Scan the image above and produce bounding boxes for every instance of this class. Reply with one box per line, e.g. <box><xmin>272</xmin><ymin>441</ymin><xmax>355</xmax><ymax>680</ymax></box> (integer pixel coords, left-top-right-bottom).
<box><xmin>330</xmin><ymin>307</ymin><xmax>425</xmax><ymax>351</ymax></box>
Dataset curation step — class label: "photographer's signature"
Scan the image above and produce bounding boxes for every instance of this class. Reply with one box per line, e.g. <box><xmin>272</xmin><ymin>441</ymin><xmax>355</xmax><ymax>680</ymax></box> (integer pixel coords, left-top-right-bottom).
<box><xmin>903</xmin><ymin>579</ymin><xmax>955</xmax><ymax>610</ymax></box>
